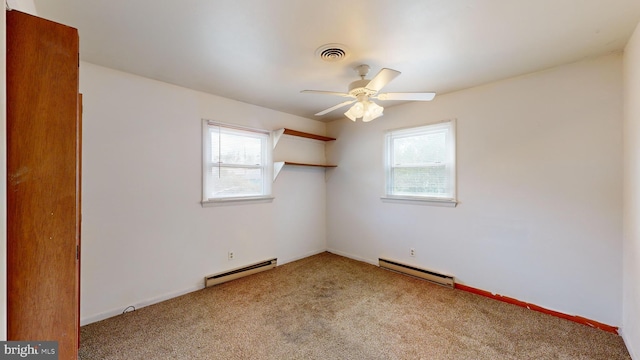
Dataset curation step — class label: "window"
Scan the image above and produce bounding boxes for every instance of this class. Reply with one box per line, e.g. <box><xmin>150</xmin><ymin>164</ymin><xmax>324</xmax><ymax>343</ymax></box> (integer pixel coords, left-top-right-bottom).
<box><xmin>202</xmin><ymin>121</ymin><xmax>272</xmax><ymax>204</ymax></box>
<box><xmin>384</xmin><ymin>120</ymin><xmax>456</xmax><ymax>204</ymax></box>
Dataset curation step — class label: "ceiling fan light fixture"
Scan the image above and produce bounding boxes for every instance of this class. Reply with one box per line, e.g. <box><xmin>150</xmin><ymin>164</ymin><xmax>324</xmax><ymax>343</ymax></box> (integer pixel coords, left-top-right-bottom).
<box><xmin>344</xmin><ymin>101</ymin><xmax>364</xmax><ymax>121</ymax></box>
<box><xmin>344</xmin><ymin>108</ymin><xmax>357</xmax><ymax>121</ymax></box>
<box><xmin>345</xmin><ymin>100</ymin><xmax>384</xmax><ymax>122</ymax></box>
<box><xmin>344</xmin><ymin>101</ymin><xmax>362</xmax><ymax>121</ymax></box>
<box><xmin>363</xmin><ymin>101</ymin><xmax>383</xmax><ymax>122</ymax></box>
<box><xmin>352</xmin><ymin>101</ymin><xmax>364</xmax><ymax>116</ymax></box>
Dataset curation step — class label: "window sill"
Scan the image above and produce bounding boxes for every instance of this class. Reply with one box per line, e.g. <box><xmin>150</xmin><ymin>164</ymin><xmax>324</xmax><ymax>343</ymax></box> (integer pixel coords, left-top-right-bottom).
<box><xmin>380</xmin><ymin>196</ymin><xmax>458</xmax><ymax>207</ymax></box>
<box><xmin>201</xmin><ymin>196</ymin><xmax>275</xmax><ymax>207</ymax></box>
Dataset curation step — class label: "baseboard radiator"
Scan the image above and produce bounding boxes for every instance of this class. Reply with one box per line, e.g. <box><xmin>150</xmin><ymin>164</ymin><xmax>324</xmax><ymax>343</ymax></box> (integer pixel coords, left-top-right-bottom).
<box><xmin>379</xmin><ymin>258</ymin><xmax>455</xmax><ymax>288</ymax></box>
<box><xmin>205</xmin><ymin>258</ymin><xmax>277</xmax><ymax>288</ymax></box>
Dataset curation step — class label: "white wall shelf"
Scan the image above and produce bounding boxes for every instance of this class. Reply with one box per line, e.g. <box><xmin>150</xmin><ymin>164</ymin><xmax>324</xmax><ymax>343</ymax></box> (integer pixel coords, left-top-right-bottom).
<box><xmin>273</xmin><ymin>128</ymin><xmax>336</xmax><ymax>180</ymax></box>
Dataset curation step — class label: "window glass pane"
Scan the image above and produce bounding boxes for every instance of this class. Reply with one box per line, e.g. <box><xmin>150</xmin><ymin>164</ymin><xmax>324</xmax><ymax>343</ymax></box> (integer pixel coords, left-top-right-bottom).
<box><xmin>393</xmin><ymin>131</ymin><xmax>446</xmax><ymax>165</ymax></box>
<box><xmin>211</xmin><ymin>131</ymin><xmax>263</xmax><ymax>166</ymax></box>
<box><xmin>392</xmin><ymin>165</ymin><xmax>450</xmax><ymax>197</ymax></box>
<box><xmin>203</xmin><ymin>121</ymin><xmax>272</xmax><ymax>202</ymax></box>
<box><xmin>385</xmin><ymin>121</ymin><xmax>455</xmax><ymax>200</ymax></box>
<box><xmin>208</xmin><ymin>166</ymin><xmax>263</xmax><ymax>198</ymax></box>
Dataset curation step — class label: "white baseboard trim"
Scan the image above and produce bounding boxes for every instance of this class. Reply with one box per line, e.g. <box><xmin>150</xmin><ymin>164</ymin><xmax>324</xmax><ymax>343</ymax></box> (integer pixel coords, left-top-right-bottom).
<box><xmin>620</xmin><ymin>328</ymin><xmax>638</xmax><ymax>360</ymax></box>
<box><xmin>80</xmin><ymin>250</ymin><xmax>327</xmax><ymax>326</ymax></box>
<box><xmin>81</xmin><ymin>248</ymin><xmax>366</xmax><ymax>327</ymax></box>
<box><xmin>325</xmin><ymin>247</ymin><xmax>378</xmax><ymax>266</ymax></box>
<box><xmin>278</xmin><ymin>248</ymin><xmax>326</xmax><ymax>266</ymax></box>
<box><xmin>80</xmin><ymin>284</ymin><xmax>202</xmax><ymax>326</ymax></box>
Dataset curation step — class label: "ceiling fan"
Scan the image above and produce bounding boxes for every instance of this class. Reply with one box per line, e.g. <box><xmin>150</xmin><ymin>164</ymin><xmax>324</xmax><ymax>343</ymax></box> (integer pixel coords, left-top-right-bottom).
<box><xmin>301</xmin><ymin>64</ymin><xmax>436</xmax><ymax>122</ymax></box>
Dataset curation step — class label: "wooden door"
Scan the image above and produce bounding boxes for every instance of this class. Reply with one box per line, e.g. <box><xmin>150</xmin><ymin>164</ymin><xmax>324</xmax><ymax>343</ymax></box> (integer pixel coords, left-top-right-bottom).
<box><xmin>6</xmin><ymin>10</ymin><xmax>80</xmax><ymax>360</ymax></box>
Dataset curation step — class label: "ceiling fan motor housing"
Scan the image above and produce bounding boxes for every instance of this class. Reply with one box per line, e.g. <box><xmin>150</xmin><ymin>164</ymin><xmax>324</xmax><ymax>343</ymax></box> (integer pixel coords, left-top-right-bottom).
<box><xmin>348</xmin><ymin>79</ymin><xmax>376</xmax><ymax>97</ymax></box>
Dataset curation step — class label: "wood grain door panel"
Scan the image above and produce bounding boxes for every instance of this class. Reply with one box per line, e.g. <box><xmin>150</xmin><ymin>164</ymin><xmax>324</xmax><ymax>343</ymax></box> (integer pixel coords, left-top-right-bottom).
<box><xmin>7</xmin><ymin>10</ymin><xmax>80</xmax><ymax>360</ymax></box>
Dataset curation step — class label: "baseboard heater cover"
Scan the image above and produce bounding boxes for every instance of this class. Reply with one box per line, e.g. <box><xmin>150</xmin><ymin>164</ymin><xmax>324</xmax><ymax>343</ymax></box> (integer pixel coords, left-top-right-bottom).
<box><xmin>205</xmin><ymin>258</ymin><xmax>277</xmax><ymax>288</ymax></box>
<box><xmin>379</xmin><ymin>258</ymin><xmax>455</xmax><ymax>288</ymax></box>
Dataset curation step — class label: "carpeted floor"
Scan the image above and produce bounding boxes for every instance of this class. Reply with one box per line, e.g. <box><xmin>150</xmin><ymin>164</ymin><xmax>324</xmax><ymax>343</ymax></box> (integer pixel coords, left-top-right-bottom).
<box><xmin>79</xmin><ymin>252</ymin><xmax>630</xmax><ymax>359</ymax></box>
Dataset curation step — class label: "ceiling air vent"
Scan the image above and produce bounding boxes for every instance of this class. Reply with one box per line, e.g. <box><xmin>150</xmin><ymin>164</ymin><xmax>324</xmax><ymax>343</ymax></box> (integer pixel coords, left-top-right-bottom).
<box><xmin>315</xmin><ymin>43</ymin><xmax>350</xmax><ymax>62</ymax></box>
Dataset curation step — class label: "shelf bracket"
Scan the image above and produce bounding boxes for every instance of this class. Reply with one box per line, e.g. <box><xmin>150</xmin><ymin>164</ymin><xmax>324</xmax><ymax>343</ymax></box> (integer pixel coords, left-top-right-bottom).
<box><xmin>272</xmin><ymin>128</ymin><xmax>285</xmax><ymax>149</ymax></box>
<box><xmin>273</xmin><ymin>161</ymin><xmax>285</xmax><ymax>181</ymax></box>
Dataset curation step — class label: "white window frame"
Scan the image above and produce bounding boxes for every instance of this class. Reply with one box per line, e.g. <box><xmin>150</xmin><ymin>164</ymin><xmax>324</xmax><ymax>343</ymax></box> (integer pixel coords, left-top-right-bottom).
<box><xmin>382</xmin><ymin>119</ymin><xmax>457</xmax><ymax>207</ymax></box>
<box><xmin>202</xmin><ymin>120</ymin><xmax>273</xmax><ymax>206</ymax></box>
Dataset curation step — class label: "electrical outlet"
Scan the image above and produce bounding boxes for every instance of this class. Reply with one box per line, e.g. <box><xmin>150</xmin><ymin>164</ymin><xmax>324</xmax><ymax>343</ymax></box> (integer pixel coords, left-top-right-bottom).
<box><xmin>228</xmin><ymin>251</ymin><xmax>234</xmax><ymax>260</ymax></box>
<box><xmin>410</xmin><ymin>248</ymin><xmax>415</xmax><ymax>257</ymax></box>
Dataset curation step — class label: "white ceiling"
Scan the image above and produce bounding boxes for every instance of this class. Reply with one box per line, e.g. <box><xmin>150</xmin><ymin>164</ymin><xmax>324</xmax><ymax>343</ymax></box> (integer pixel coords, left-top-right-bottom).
<box><xmin>32</xmin><ymin>0</ymin><xmax>640</xmax><ymax>122</ymax></box>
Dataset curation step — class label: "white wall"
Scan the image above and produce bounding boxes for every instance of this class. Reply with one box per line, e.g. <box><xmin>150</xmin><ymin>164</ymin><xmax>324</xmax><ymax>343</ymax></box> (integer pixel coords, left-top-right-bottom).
<box><xmin>327</xmin><ymin>54</ymin><xmax>623</xmax><ymax>326</ymax></box>
<box><xmin>622</xmin><ymin>21</ymin><xmax>640</xmax><ymax>359</ymax></box>
<box><xmin>2</xmin><ymin>0</ymin><xmax>38</xmax><ymax>341</ymax></box>
<box><xmin>79</xmin><ymin>62</ymin><xmax>328</xmax><ymax>324</ymax></box>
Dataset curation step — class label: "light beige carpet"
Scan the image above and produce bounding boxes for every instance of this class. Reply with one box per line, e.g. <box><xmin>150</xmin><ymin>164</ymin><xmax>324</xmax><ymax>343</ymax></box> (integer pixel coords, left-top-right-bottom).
<box><xmin>79</xmin><ymin>252</ymin><xmax>630</xmax><ymax>359</ymax></box>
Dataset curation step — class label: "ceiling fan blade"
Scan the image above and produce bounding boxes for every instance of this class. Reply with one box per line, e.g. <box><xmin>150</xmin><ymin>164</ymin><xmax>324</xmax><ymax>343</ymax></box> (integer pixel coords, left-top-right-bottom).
<box><xmin>365</xmin><ymin>68</ymin><xmax>401</xmax><ymax>93</ymax></box>
<box><xmin>315</xmin><ymin>100</ymin><xmax>356</xmax><ymax>116</ymax></box>
<box><xmin>301</xmin><ymin>90</ymin><xmax>352</xmax><ymax>97</ymax></box>
<box><xmin>376</xmin><ymin>92</ymin><xmax>436</xmax><ymax>101</ymax></box>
